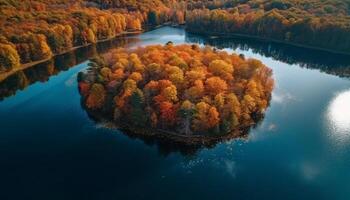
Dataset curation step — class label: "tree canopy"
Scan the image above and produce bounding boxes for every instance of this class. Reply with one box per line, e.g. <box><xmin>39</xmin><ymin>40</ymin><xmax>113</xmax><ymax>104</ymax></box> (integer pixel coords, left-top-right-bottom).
<box><xmin>0</xmin><ymin>0</ymin><xmax>185</xmax><ymax>71</ymax></box>
<box><xmin>186</xmin><ymin>0</ymin><xmax>350</xmax><ymax>53</ymax></box>
<box><xmin>1</xmin><ymin>0</ymin><xmax>349</xmax><ymax>74</ymax></box>
<box><xmin>78</xmin><ymin>44</ymin><xmax>274</xmax><ymax>136</ymax></box>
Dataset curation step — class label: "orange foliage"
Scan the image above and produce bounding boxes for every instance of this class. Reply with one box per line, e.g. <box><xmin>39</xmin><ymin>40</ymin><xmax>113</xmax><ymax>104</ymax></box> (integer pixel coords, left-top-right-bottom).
<box><xmin>205</xmin><ymin>76</ymin><xmax>228</xmax><ymax>95</ymax></box>
<box><xmin>0</xmin><ymin>0</ymin><xmax>186</xmax><ymax>66</ymax></box>
<box><xmin>86</xmin><ymin>83</ymin><xmax>106</xmax><ymax>109</ymax></box>
<box><xmin>80</xmin><ymin>44</ymin><xmax>274</xmax><ymax>135</ymax></box>
<box><xmin>78</xmin><ymin>82</ymin><xmax>90</xmax><ymax>97</ymax></box>
<box><xmin>159</xmin><ymin>101</ymin><xmax>177</xmax><ymax>126</ymax></box>
<box><xmin>207</xmin><ymin>106</ymin><xmax>220</xmax><ymax>128</ymax></box>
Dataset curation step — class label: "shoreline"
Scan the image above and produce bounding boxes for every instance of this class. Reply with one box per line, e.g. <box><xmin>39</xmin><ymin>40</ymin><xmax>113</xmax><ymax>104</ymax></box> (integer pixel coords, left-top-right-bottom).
<box><xmin>186</xmin><ymin>29</ymin><xmax>350</xmax><ymax>56</ymax></box>
<box><xmin>83</xmin><ymin>97</ymin><xmax>254</xmax><ymax>147</ymax></box>
<box><xmin>0</xmin><ymin>30</ymin><xmax>142</xmax><ymax>82</ymax></box>
<box><xmin>89</xmin><ymin>112</ymin><xmax>248</xmax><ymax>147</ymax></box>
<box><xmin>0</xmin><ymin>22</ymin><xmax>178</xmax><ymax>83</ymax></box>
<box><xmin>2</xmin><ymin>25</ymin><xmax>349</xmax><ymax>82</ymax></box>
<box><xmin>114</xmin><ymin>122</ymin><xmax>247</xmax><ymax>147</ymax></box>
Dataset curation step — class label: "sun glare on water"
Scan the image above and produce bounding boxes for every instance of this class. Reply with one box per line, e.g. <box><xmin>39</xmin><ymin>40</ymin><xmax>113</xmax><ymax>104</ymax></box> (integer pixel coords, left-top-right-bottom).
<box><xmin>326</xmin><ymin>90</ymin><xmax>350</xmax><ymax>143</ymax></box>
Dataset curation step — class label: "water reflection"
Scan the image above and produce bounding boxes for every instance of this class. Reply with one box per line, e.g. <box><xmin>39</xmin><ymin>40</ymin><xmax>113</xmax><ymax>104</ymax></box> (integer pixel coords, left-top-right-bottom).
<box><xmin>186</xmin><ymin>34</ymin><xmax>350</xmax><ymax>78</ymax></box>
<box><xmin>3</xmin><ymin>31</ymin><xmax>350</xmax><ymax>101</ymax></box>
<box><xmin>326</xmin><ymin>90</ymin><xmax>350</xmax><ymax>144</ymax></box>
<box><xmin>0</xmin><ymin>36</ymin><xmax>139</xmax><ymax>100</ymax></box>
<box><xmin>82</xmin><ymin>97</ymin><xmax>266</xmax><ymax>156</ymax></box>
<box><xmin>1</xmin><ymin>27</ymin><xmax>350</xmax><ymax>199</ymax></box>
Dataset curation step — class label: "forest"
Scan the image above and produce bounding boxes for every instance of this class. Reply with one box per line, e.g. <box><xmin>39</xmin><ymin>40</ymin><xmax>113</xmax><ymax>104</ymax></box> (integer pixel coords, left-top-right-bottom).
<box><xmin>1</xmin><ymin>0</ymin><xmax>349</xmax><ymax>73</ymax></box>
<box><xmin>186</xmin><ymin>0</ymin><xmax>350</xmax><ymax>53</ymax></box>
<box><xmin>78</xmin><ymin>44</ymin><xmax>274</xmax><ymax>136</ymax></box>
<box><xmin>0</xmin><ymin>34</ymin><xmax>137</xmax><ymax>100</ymax></box>
<box><xmin>0</xmin><ymin>0</ymin><xmax>185</xmax><ymax>72</ymax></box>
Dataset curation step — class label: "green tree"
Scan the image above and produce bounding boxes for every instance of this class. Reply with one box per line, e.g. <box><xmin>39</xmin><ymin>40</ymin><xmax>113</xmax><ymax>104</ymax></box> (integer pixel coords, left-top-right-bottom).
<box><xmin>148</xmin><ymin>10</ymin><xmax>159</xmax><ymax>25</ymax></box>
<box><xmin>179</xmin><ymin>100</ymin><xmax>195</xmax><ymax>135</ymax></box>
<box><xmin>130</xmin><ymin>89</ymin><xmax>147</xmax><ymax>127</ymax></box>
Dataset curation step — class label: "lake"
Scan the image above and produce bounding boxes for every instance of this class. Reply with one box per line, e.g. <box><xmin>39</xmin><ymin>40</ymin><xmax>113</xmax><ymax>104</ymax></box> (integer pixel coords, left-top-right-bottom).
<box><xmin>1</xmin><ymin>26</ymin><xmax>350</xmax><ymax>200</ymax></box>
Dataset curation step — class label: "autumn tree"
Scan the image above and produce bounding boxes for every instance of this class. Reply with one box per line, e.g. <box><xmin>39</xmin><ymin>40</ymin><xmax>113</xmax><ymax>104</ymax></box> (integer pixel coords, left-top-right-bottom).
<box><xmin>86</xmin><ymin>83</ymin><xmax>106</xmax><ymax>109</ymax></box>
<box><xmin>159</xmin><ymin>101</ymin><xmax>177</xmax><ymax>127</ymax></box>
<box><xmin>0</xmin><ymin>43</ymin><xmax>20</xmax><ymax>72</ymax></box>
<box><xmin>192</xmin><ymin>102</ymin><xmax>220</xmax><ymax>132</ymax></box>
<box><xmin>209</xmin><ymin>59</ymin><xmax>234</xmax><ymax>81</ymax></box>
<box><xmin>205</xmin><ymin>76</ymin><xmax>228</xmax><ymax>95</ymax></box>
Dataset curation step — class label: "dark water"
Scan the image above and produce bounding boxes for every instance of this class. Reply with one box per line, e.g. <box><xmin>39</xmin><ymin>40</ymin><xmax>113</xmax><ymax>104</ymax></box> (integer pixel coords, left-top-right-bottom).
<box><xmin>1</xmin><ymin>27</ymin><xmax>350</xmax><ymax>200</ymax></box>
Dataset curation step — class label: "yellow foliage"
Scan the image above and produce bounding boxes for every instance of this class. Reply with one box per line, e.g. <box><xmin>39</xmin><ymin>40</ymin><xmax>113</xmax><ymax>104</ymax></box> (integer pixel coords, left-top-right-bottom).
<box><xmin>86</xmin><ymin>83</ymin><xmax>106</xmax><ymax>109</ymax></box>
<box><xmin>162</xmin><ymin>85</ymin><xmax>178</xmax><ymax>102</ymax></box>
<box><xmin>82</xmin><ymin>44</ymin><xmax>274</xmax><ymax>135</ymax></box>
<box><xmin>129</xmin><ymin>72</ymin><xmax>143</xmax><ymax>82</ymax></box>
<box><xmin>0</xmin><ymin>43</ymin><xmax>20</xmax><ymax>72</ymax></box>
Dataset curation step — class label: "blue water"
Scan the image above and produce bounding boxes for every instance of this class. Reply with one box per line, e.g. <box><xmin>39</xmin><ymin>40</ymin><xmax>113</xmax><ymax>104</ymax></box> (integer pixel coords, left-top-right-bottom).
<box><xmin>1</xmin><ymin>27</ymin><xmax>350</xmax><ymax>200</ymax></box>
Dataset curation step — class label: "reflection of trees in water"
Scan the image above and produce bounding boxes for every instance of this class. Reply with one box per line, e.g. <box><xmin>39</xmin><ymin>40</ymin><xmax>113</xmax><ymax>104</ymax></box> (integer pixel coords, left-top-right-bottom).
<box><xmin>0</xmin><ymin>36</ymin><xmax>139</xmax><ymax>100</ymax></box>
<box><xmin>0</xmin><ymin>71</ymin><xmax>29</xmax><ymax>100</ymax></box>
<box><xmin>82</xmin><ymin>103</ymin><xmax>265</xmax><ymax>156</ymax></box>
<box><xmin>25</xmin><ymin>60</ymin><xmax>56</xmax><ymax>83</ymax></box>
<box><xmin>124</xmin><ymin>121</ymin><xmax>258</xmax><ymax>156</ymax></box>
<box><xmin>186</xmin><ymin>34</ymin><xmax>350</xmax><ymax>78</ymax></box>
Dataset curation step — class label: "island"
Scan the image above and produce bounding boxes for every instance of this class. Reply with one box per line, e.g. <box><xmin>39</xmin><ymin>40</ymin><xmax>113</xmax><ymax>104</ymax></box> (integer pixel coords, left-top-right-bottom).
<box><xmin>77</xmin><ymin>43</ymin><xmax>274</xmax><ymax>146</ymax></box>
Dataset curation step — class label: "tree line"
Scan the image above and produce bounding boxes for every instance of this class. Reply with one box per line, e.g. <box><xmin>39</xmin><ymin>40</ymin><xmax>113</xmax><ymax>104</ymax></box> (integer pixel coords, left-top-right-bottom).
<box><xmin>1</xmin><ymin>0</ymin><xmax>349</xmax><ymax>73</ymax></box>
<box><xmin>0</xmin><ymin>0</ymin><xmax>185</xmax><ymax>72</ymax></box>
<box><xmin>186</xmin><ymin>0</ymin><xmax>350</xmax><ymax>53</ymax></box>
<box><xmin>78</xmin><ymin>44</ymin><xmax>274</xmax><ymax>136</ymax></box>
<box><xmin>0</xmin><ymin>34</ymin><xmax>139</xmax><ymax>100</ymax></box>
<box><xmin>186</xmin><ymin>34</ymin><xmax>350</xmax><ymax>78</ymax></box>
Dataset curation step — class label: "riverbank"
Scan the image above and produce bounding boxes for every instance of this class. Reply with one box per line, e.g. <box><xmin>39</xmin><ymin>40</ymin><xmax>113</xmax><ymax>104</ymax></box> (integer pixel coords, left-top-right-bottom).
<box><xmin>186</xmin><ymin>30</ymin><xmax>350</xmax><ymax>56</ymax></box>
<box><xmin>0</xmin><ymin>30</ymin><xmax>142</xmax><ymax>82</ymax></box>
<box><xmin>0</xmin><ymin>23</ymin><xmax>182</xmax><ymax>83</ymax></box>
<box><xmin>3</xmin><ymin>24</ymin><xmax>348</xmax><ymax>83</ymax></box>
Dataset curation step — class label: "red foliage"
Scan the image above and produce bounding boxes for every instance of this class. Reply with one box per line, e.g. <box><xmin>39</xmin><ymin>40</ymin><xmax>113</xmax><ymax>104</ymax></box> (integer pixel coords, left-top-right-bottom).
<box><xmin>159</xmin><ymin>101</ymin><xmax>178</xmax><ymax>126</ymax></box>
<box><xmin>78</xmin><ymin>82</ymin><xmax>90</xmax><ymax>97</ymax></box>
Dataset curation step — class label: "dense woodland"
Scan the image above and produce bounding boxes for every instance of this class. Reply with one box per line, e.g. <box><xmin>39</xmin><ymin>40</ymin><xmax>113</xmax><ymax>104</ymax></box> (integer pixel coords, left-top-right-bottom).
<box><xmin>186</xmin><ymin>0</ymin><xmax>350</xmax><ymax>53</ymax></box>
<box><xmin>0</xmin><ymin>0</ymin><xmax>185</xmax><ymax>72</ymax></box>
<box><xmin>187</xmin><ymin>35</ymin><xmax>350</xmax><ymax>73</ymax></box>
<box><xmin>1</xmin><ymin>0</ymin><xmax>350</xmax><ymax>73</ymax></box>
<box><xmin>78</xmin><ymin>44</ymin><xmax>274</xmax><ymax>135</ymax></box>
<box><xmin>0</xmin><ymin>34</ymin><xmax>136</xmax><ymax>100</ymax></box>
<box><xmin>3</xmin><ymin>32</ymin><xmax>350</xmax><ymax>101</ymax></box>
